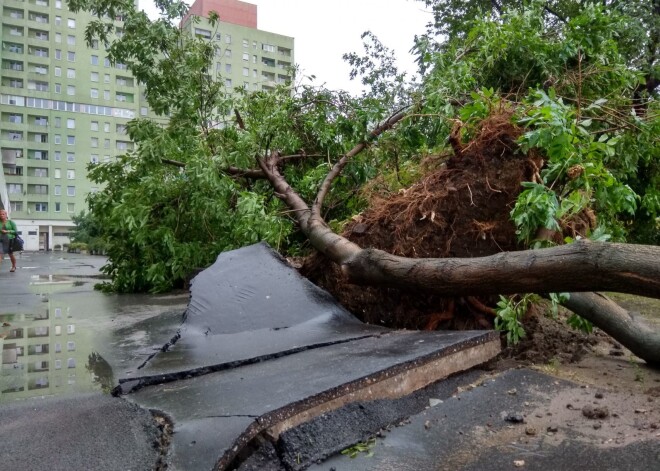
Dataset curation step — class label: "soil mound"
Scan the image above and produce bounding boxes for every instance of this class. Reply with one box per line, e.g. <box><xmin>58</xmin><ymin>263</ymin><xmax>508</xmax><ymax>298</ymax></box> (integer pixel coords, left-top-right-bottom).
<box><xmin>304</xmin><ymin>112</ymin><xmax>539</xmax><ymax>331</ymax></box>
<box><xmin>302</xmin><ymin>111</ymin><xmax>596</xmax><ymax>362</ymax></box>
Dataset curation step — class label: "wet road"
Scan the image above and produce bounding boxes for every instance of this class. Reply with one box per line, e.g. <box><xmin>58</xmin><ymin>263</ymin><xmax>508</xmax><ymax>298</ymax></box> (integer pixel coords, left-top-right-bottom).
<box><xmin>0</xmin><ymin>251</ymin><xmax>189</xmax><ymax>403</ymax></box>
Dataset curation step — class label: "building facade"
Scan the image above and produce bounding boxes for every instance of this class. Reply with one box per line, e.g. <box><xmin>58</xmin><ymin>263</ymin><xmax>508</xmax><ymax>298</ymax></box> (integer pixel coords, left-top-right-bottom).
<box><xmin>1</xmin><ymin>0</ymin><xmax>294</xmax><ymax>251</ymax></box>
<box><xmin>181</xmin><ymin>0</ymin><xmax>294</xmax><ymax>93</ymax></box>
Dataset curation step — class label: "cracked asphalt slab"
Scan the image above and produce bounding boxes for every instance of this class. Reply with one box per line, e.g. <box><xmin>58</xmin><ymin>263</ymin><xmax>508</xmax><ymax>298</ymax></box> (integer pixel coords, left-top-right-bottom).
<box><xmin>120</xmin><ymin>243</ymin><xmax>500</xmax><ymax>470</ymax></box>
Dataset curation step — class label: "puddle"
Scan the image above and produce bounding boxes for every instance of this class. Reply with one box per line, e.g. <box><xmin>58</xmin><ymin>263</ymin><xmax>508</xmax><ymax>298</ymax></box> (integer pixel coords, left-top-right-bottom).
<box><xmin>0</xmin><ymin>254</ymin><xmax>188</xmax><ymax>403</ymax></box>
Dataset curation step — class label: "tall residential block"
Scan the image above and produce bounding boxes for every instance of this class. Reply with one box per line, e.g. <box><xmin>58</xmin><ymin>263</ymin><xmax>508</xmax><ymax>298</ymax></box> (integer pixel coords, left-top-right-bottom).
<box><xmin>0</xmin><ymin>0</ymin><xmax>294</xmax><ymax>252</ymax></box>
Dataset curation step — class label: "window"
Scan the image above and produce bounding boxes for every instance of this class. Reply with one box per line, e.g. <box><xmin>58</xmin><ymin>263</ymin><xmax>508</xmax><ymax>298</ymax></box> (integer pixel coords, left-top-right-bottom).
<box><xmin>54</xmin><ymin>185</ymin><xmax>61</xmax><ymax>195</ymax></box>
<box><xmin>243</xmin><ymin>52</ymin><xmax>249</xmax><ymax>61</ymax></box>
<box><xmin>91</xmin><ymin>137</ymin><xmax>98</xmax><ymax>148</ymax></box>
<box><xmin>6</xmin><ymin>43</ymin><xmax>23</xmax><ymax>53</ymax></box>
<box><xmin>90</xmin><ymin>154</ymin><xmax>99</xmax><ymax>163</ymax></box>
<box><xmin>55</xmin><ymin>360</ymin><xmax>62</xmax><ymax>369</ymax></box>
<box><xmin>104</xmin><ymin>74</ymin><xmax>110</xmax><ymax>83</ymax></box>
<box><xmin>35</xmin><ymin>116</ymin><xmax>48</xmax><ymax>126</ymax></box>
<box><xmin>10</xmin><ymin>202</ymin><xmax>23</xmax><ymax>212</ymax></box>
<box><xmin>8</xmin><ymin>184</ymin><xmax>22</xmax><ymax>194</ymax></box>
<box><xmin>67</xmin><ymin>186</ymin><xmax>75</xmax><ymax>196</ymax></box>
<box><xmin>54</xmin><ymin>168</ymin><xmax>61</xmax><ymax>178</ymax></box>
<box><xmin>9</xmin><ymin>79</ymin><xmax>23</xmax><ymax>89</ymax></box>
<box><xmin>90</xmin><ymin>88</ymin><xmax>99</xmax><ymax>98</ymax></box>
<box><xmin>34</xmin><ymin>65</ymin><xmax>47</xmax><ymax>75</ymax></box>
<box><xmin>67</xmin><ymin>358</ymin><xmax>76</xmax><ymax>368</ymax></box>
<box><xmin>91</xmin><ymin>55</ymin><xmax>99</xmax><ymax>65</ymax></box>
<box><xmin>67</xmin><ymin>51</ymin><xmax>75</xmax><ymax>61</ymax></box>
<box><xmin>252</xmin><ymin>69</ymin><xmax>257</xmax><ymax>78</ymax></box>
<box><xmin>262</xmin><ymin>44</ymin><xmax>275</xmax><ymax>53</ymax></box>
<box><xmin>54</xmin><ymin>134</ymin><xmax>61</xmax><ymax>144</ymax></box>
<box><xmin>242</xmin><ymin>39</ymin><xmax>249</xmax><ymax>48</ymax></box>
<box><xmin>67</xmin><ymin>341</ymin><xmax>75</xmax><ymax>351</ymax></box>
<box><xmin>55</xmin><ymin>202</ymin><xmax>61</xmax><ymax>212</ymax></box>
<box><xmin>104</xmin><ymin>90</ymin><xmax>110</xmax><ymax>100</ymax></box>
<box><xmin>104</xmin><ymin>139</ymin><xmax>110</xmax><ymax>149</ymax></box>
<box><xmin>225</xmin><ymin>78</ymin><xmax>232</xmax><ymax>88</ymax></box>
<box><xmin>91</xmin><ymin>39</ymin><xmax>99</xmax><ymax>50</ymax></box>
<box><xmin>67</xmin><ymin>203</ymin><xmax>75</xmax><ymax>213</ymax></box>
<box><xmin>55</xmin><ymin>83</ymin><xmax>61</xmax><ymax>93</ymax></box>
<box><xmin>194</xmin><ymin>28</ymin><xmax>211</xmax><ymax>39</ymax></box>
<box><xmin>33</xmin><ymin>47</ymin><xmax>49</xmax><ymax>58</ymax></box>
<box><xmin>66</xmin><ymin>118</ymin><xmax>75</xmax><ymax>129</ymax></box>
<box><xmin>66</xmin><ymin>136</ymin><xmax>75</xmax><ymax>145</ymax></box>
<box><xmin>54</xmin><ymin>117</ymin><xmax>61</xmax><ymax>128</ymax></box>
<box><xmin>9</xmin><ymin>27</ymin><xmax>23</xmax><ymax>37</ymax></box>
<box><xmin>67</xmin><ymin>169</ymin><xmax>75</xmax><ymax>179</ymax></box>
<box><xmin>55</xmin><ymin>49</ymin><xmax>62</xmax><ymax>60</ymax></box>
<box><xmin>67</xmin><ymin>35</ymin><xmax>75</xmax><ymax>46</ymax></box>
<box><xmin>67</xmin><ymin>19</ymin><xmax>76</xmax><ymax>29</ymax></box>
<box><xmin>56</xmin><ymin>0</ymin><xmax>62</xmax><ymax>8</ymax></box>
<box><xmin>8</xmin><ymin>114</ymin><xmax>23</xmax><ymax>124</ymax></box>
<box><xmin>253</xmin><ymin>55</ymin><xmax>257</xmax><ymax>64</ymax></box>
<box><xmin>91</xmin><ymin>121</ymin><xmax>99</xmax><ymax>131</ymax></box>
<box><xmin>54</xmin><ymin>154</ymin><xmax>61</xmax><ymax>165</ymax></box>
<box><xmin>140</xmin><ymin>107</ymin><xmax>148</xmax><ymax>116</ymax></box>
<box><xmin>55</xmin><ymin>66</ymin><xmax>62</xmax><ymax>77</ymax></box>
<box><xmin>66</xmin><ymin>153</ymin><xmax>75</xmax><ymax>163</ymax></box>
<box><xmin>242</xmin><ymin>67</ymin><xmax>249</xmax><ymax>77</ymax></box>
<box><xmin>8</xmin><ymin>61</ymin><xmax>23</xmax><ymax>71</ymax></box>
<box><xmin>104</xmin><ymin>122</ymin><xmax>110</xmax><ymax>132</ymax></box>
<box><xmin>104</xmin><ymin>58</ymin><xmax>111</xmax><ymax>68</ymax></box>
<box><xmin>55</xmin><ymin>16</ymin><xmax>62</xmax><ymax>25</ymax></box>
<box><xmin>67</xmin><ymin>85</ymin><xmax>75</xmax><ymax>95</ymax></box>
<box><xmin>55</xmin><ymin>32</ymin><xmax>62</xmax><ymax>43</ymax></box>
<box><xmin>224</xmin><ymin>49</ymin><xmax>232</xmax><ymax>58</ymax></box>
<box><xmin>225</xmin><ymin>63</ymin><xmax>232</xmax><ymax>73</ymax></box>
<box><xmin>225</xmin><ymin>34</ymin><xmax>232</xmax><ymax>44</ymax></box>
<box><xmin>67</xmin><ymin>68</ymin><xmax>75</xmax><ymax>78</ymax></box>
<box><xmin>35</xmin><ymin>203</ymin><xmax>48</xmax><ymax>212</ymax></box>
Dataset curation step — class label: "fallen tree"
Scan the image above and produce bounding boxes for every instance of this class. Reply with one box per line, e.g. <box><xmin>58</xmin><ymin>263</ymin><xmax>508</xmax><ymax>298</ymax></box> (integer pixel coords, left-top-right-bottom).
<box><xmin>71</xmin><ymin>1</ymin><xmax>660</xmax><ymax>364</ymax></box>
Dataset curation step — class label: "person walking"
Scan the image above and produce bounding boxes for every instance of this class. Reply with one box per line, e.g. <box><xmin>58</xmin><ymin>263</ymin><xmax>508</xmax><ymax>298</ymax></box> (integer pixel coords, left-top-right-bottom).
<box><xmin>0</xmin><ymin>209</ymin><xmax>18</xmax><ymax>272</ymax></box>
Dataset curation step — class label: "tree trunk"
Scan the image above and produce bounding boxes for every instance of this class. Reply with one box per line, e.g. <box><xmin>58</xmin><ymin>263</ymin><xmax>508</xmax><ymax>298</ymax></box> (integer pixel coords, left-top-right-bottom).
<box><xmin>561</xmin><ymin>292</ymin><xmax>660</xmax><ymax>367</ymax></box>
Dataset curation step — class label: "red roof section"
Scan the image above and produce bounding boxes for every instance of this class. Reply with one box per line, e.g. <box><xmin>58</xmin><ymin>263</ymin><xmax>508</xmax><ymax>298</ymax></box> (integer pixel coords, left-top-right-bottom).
<box><xmin>183</xmin><ymin>0</ymin><xmax>257</xmax><ymax>28</ymax></box>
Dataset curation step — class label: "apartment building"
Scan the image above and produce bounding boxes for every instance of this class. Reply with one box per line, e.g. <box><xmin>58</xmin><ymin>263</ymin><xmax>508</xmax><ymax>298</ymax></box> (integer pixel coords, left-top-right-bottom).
<box><xmin>181</xmin><ymin>0</ymin><xmax>294</xmax><ymax>93</ymax></box>
<box><xmin>1</xmin><ymin>0</ymin><xmax>294</xmax><ymax>251</ymax></box>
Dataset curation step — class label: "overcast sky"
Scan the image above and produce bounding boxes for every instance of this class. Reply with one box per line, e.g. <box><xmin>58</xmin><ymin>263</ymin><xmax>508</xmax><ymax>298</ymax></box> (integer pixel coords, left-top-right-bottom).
<box><xmin>139</xmin><ymin>0</ymin><xmax>432</xmax><ymax>95</ymax></box>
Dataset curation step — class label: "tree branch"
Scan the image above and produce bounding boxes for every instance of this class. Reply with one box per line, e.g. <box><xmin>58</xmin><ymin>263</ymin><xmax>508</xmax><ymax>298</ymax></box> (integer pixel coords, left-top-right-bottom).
<box><xmin>312</xmin><ymin>108</ymin><xmax>410</xmax><ymax>218</ymax></box>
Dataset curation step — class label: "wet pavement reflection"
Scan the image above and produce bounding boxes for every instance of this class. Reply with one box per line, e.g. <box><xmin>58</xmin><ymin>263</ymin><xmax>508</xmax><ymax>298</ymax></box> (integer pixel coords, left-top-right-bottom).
<box><xmin>0</xmin><ymin>252</ymin><xmax>188</xmax><ymax>403</ymax></box>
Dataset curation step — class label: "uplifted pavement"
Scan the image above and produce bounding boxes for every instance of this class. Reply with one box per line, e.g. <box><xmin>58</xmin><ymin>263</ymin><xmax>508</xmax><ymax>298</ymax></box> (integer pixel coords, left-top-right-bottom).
<box><xmin>117</xmin><ymin>243</ymin><xmax>500</xmax><ymax>470</ymax></box>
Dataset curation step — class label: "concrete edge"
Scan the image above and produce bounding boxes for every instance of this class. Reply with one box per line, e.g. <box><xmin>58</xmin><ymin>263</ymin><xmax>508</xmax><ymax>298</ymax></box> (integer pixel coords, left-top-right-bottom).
<box><xmin>215</xmin><ymin>333</ymin><xmax>501</xmax><ymax>470</ymax></box>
